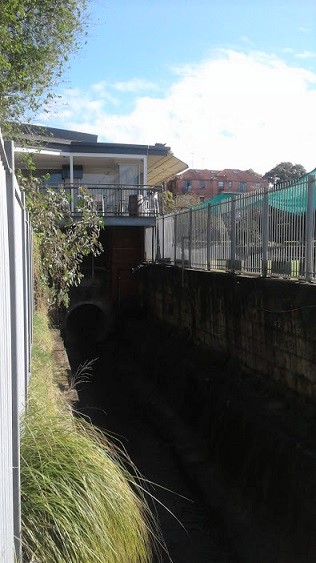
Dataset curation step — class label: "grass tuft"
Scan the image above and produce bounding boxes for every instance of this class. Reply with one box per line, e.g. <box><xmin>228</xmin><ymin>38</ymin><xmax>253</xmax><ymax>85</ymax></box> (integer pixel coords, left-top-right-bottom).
<box><xmin>21</xmin><ymin>310</ymin><xmax>160</xmax><ymax>562</ymax></box>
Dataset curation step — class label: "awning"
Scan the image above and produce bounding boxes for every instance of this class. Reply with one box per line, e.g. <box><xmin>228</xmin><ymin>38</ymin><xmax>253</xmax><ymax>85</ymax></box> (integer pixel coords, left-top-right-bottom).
<box><xmin>147</xmin><ymin>153</ymin><xmax>188</xmax><ymax>186</ymax></box>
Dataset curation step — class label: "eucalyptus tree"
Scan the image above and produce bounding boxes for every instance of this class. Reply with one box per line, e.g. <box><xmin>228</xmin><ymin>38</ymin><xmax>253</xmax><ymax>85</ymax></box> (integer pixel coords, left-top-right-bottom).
<box><xmin>0</xmin><ymin>0</ymin><xmax>87</xmax><ymax>125</ymax></box>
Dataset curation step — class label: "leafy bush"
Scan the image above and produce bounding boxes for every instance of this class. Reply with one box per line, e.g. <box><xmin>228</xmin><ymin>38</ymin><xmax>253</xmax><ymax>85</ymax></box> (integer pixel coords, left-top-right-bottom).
<box><xmin>22</xmin><ymin>177</ymin><xmax>103</xmax><ymax>308</ymax></box>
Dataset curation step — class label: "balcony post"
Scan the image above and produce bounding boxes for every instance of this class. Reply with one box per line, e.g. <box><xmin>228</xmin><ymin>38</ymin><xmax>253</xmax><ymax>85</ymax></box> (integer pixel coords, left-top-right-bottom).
<box><xmin>143</xmin><ymin>156</ymin><xmax>148</xmax><ymax>186</ymax></box>
<box><xmin>69</xmin><ymin>155</ymin><xmax>74</xmax><ymax>212</ymax></box>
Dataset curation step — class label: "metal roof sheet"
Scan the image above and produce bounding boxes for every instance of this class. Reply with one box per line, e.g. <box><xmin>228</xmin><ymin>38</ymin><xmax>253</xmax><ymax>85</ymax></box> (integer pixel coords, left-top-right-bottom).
<box><xmin>14</xmin><ymin>126</ymin><xmax>188</xmax><ymax>185</ymax></box>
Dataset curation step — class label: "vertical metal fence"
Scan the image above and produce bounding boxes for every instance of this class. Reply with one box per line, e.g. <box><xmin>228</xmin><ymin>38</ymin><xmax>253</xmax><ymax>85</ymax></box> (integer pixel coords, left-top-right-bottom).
<box><xmin>0</xmin><ymin>134</ymin><xmax>33</xmax><ymax>562</ymax></box>
<box><xmin>145</xmin><ymin>175</ymin><xmax>316</xmax><ymax>282</ymax></box>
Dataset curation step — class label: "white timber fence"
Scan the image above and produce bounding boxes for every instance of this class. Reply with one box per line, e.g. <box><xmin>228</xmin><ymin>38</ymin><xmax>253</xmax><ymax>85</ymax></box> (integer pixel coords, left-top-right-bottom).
<box><xmin>0</xmin><ymin>131</ymin><xmax>33</xmax><ymax>562</ymax></box>
<box><xmin>145</xmin><ymin>174</ymin><xmax>316</xmax><ymax>282</ymax></box>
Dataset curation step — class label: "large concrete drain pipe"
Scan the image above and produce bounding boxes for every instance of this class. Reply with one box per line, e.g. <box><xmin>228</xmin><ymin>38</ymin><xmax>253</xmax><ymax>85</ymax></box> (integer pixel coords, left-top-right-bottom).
<box><xmin>64</xmin><ymin>301</ymin><xmax>111</xmax><ymax>345</ymax></box>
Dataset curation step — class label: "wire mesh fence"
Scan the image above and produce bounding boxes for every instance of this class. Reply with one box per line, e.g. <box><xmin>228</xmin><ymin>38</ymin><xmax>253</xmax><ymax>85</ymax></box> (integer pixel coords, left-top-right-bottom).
<box><xmin>145</xmin><ymin>174</ymin><xmax>316</xmax><ymax>282</ymax></box>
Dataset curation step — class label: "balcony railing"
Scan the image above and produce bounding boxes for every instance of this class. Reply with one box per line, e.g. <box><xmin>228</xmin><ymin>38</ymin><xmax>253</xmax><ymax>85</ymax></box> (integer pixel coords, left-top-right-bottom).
<box><xmin>40</xmin><ymin>184</ymin><xmax>162</xmax><ymax>217</ymax></box>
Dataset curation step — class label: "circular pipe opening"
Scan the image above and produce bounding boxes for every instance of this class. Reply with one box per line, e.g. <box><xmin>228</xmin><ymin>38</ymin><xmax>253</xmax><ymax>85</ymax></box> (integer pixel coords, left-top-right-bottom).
<box><xmin>65</xmin><ymin>303</ymin><xmax>110</xmax><ymax>343</ymax></box>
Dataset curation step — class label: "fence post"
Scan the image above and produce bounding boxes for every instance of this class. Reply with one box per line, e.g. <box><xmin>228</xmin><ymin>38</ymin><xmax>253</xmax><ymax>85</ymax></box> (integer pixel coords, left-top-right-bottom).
<box><xmin>207</xmin><ymin>203</ymin><xmax>211</xmax><ymax>270</ymax></box>
<box><xmin>151</xmin><ymin>226</ymin><xmax>155</xmax><ymax>261</ymax></box>
<box><xmin>188</xmin><ymin>208</ymin><xmax>192</xmax><ymax>268</ymax></box>
<box><xmin>21</xmin><ymin>191</ymin><xmax>30</xmax><ymax>399</ymax></box>
<box><xmin>27</xmin><ymin>227</ymin><xmax>34</xmax><ymax>351</ymax></box>
<box><xmin>305</xmin><ymin>175</ymin><xmax>315</xmax><ymax>282</ymax></box>
<box><xmin>230</xmin><ymin>197</ymin><xmax>236</xmax><ymax>272</ymax></box>
<box><xmin>173</xmin><ymin>213</ymin><xmax>177</xmax><ymax>264</ymax></box>
<box><xmin>262</xmin><ymin>185</ymin><xmax>269</xmax><ymax>277</ymax></box>
<box><xmin>162</xmin><ymin>215</ymin><xmax>165</xmax><ymax>261</ymax></box>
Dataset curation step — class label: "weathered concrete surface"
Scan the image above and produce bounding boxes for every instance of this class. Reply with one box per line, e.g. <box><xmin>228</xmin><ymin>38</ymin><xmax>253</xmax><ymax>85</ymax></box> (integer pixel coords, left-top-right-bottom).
<box><xmin>137</xmin><ymin>265</ymin><xmax>316</xmax><ymax>561</ymax></box>
<box><xmin>119</xmin><ymin>312</ymin><xmax>316</xmax><ymax>562</ymax></box>
<box><xmin>139</xmin><ymin>264</ymin><xmax>316</xmax><ymax>400</ymax></box>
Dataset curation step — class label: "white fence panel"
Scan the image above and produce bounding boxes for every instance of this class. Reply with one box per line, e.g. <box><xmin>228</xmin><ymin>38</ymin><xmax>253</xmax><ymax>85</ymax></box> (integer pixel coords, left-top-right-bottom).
<box><xmin>0</xmin><ymin>134</ymin><xmax>32</xmax><ymax>562</ymax></box>
<box><xmin>0</xmin><ymin>133</ymin><xmax>15</xmax><ymax>563</ymax></box>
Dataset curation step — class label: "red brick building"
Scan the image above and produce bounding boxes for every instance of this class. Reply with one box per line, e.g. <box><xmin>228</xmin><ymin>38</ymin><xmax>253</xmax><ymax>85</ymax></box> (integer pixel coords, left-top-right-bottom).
<box><xmin>167</xmin><ymin>168</ymin><xmax>268</xmax><ymax>200</ymax></box>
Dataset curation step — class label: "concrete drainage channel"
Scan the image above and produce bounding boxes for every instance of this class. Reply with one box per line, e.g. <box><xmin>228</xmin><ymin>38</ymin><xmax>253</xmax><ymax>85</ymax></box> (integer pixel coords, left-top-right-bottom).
<box><xmin>129</xmin><ymin>367</ymin><xmax>313</xmax><ymax>563</ymax></box>
<box><xmin>117</xmin><ymin>316</ymin><xmax>316</xmax><ymax>563</ymax></box>
<box><xmin>64</xmin><ymin>311</ymin><xmax>316</xmax><ymax>563</ymax></box>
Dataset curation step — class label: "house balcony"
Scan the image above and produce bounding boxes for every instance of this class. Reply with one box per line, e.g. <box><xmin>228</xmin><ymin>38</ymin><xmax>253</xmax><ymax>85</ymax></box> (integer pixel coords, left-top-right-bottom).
<box><xmin>41</xmin><ymin>184</ymin><xmax>163</xmax><ymax>227</ymax></box>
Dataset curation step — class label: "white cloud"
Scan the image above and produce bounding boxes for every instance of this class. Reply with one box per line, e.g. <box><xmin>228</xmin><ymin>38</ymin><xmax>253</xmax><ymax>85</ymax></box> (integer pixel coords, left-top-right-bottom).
<box><xmin>44</xmin><ymin>50</ymin><xmax>316</xmax><ymax>175</ymax></box>
<box><xmin>295</xmin><ymin>50</ymin><xmax>316</xmax><ymax>59</ymax></box>
<box><xmin>113</xmin><ymin>78</ymin><xmax>159</xmax><ymax>93</ymax></box>
<box><xmin>282</xmin><ymin>47</ymin><xmax>295</xmax><ymax>54</ymax></box>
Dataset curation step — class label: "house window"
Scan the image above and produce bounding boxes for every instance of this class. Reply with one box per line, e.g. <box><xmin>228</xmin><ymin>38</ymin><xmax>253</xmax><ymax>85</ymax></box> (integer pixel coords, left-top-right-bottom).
<box><xmin>182</xmin><ymin>180</ymin><xmax>192</xmax><ymax>194</ymax></box>
<box><xmin>42</xmin><ymin>171</ymin><xmax>63</xmax><ymax>185</ymax></box>
<box><xmin>119</xmin><ymin>164</ymin><xmax>140</xmax><ymax>185</ymax></box>
<box><xmin>218</xmin><ymin>181</ymin><xmax>224</xmax><ymax>192</ymax></box>
<box><xmin>239</xmin><ymin>182</ymin><xmax>247</xmax><ymax>192</ymax></box>
<box><xmin>227</xmin><ymin>181</ymin><xmax>232</xmax><ymax>189</ymax></box>
<box><xmin>62</xmin><ymin>165</ymin><xmax>83</xmax><ymax>180</ymax></box>
<box><xmin>199</xmin><ymin>180</ymin><xmax>205</xmax><ymax>189</ymax></box>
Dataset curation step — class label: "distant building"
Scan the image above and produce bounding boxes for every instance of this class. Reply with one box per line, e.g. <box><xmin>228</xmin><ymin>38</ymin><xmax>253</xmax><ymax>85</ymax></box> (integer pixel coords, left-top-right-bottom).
<box><xmin>167</xmin><ymin>168</ymin><xmax>269</xmax><ymax>200</ymax></box>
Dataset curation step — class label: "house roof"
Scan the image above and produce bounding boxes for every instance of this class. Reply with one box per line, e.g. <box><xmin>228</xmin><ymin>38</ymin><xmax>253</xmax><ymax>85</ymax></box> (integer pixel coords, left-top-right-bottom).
<box><xmin>17</xmin><ymin>123</ymin><xmax>98</xmax><ymax>144</ymax></box>
<box><xmin>14</xmin><ymin>125</ymin><xmax>188</xmax><ymax>185</ymax></box>
<box><xmin>175</xmin><ymin>168</ymin><xmax>219</xmax><ymax>180</ymax></box>
<box><xmin>216</xmin><ymin>169</ymin><xmax>262</xmax><ymax>182</ymax></box>
<box><xmin>173</xmin><ymin>167</ymin><xmax>264</xmax><ymax>183</ymax></box>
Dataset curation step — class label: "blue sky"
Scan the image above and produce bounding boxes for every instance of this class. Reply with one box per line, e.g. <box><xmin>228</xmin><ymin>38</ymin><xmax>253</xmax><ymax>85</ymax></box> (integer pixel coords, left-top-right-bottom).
<box><xmin>40</xmin><ymin>0</ymin><xmax>316</xmax><ymax>174</ymax></box>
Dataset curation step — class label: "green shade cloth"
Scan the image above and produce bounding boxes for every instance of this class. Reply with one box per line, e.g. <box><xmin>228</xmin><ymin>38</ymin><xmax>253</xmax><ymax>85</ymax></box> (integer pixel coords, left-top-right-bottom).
<box><xmin>268</xmin><ymin>172</ymin><xmax>316</xmax><ymax>214</ymax></box>
<box><xmin>193</xmin><ymin>169</ymin><xmax>316</xmax><ymax>215</ymax></box>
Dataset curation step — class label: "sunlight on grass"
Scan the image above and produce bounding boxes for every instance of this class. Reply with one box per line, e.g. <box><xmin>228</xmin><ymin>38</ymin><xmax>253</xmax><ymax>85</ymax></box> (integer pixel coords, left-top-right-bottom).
<box><xmin>21</xmin><ymin>310</ymin><xmax>161</xmax><ymax>562</ymax></box>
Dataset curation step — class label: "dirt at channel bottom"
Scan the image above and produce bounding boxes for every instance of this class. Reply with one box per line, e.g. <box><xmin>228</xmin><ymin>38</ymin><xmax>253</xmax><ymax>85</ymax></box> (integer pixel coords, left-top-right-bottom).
<box><xmin>65</xmin><ymin>310</ymin><xmax>316</xmax><ymax>563</ymax></box>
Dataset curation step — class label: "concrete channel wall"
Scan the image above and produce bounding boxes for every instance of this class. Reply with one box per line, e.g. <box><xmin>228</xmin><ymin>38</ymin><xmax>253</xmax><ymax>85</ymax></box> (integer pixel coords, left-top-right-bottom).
<box><xmin>138</xmin><ymin>264</ymin><xmax>316</xmax><ymax>561</ymax></box>
<box><xmin>140</xmin><ymin>264</ymin><xmax>316</xmax><ymax>400</ymax></box>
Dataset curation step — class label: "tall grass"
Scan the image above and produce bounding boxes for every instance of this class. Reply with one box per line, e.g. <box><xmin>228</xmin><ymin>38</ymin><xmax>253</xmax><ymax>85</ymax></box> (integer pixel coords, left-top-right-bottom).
<box><xmin>20</xmin><ymin>310</ymin><xmax>159</xmax><ymax>562</ymax></box>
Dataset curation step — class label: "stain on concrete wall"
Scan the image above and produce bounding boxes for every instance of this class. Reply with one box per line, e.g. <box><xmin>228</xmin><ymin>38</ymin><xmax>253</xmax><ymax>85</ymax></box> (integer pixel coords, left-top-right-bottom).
<box><xmin>139</xmin><ymin>265</ymin><xmax>316</xmax><ymax>400</ymax></box>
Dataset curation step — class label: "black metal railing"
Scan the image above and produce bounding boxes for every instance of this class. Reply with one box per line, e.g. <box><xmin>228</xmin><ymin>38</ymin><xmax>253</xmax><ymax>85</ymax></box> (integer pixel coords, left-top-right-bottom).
<box><xmin>146</xmin><ymin>175</ymin><xmax>316</xmax><ymax>281</ymax></box>
<box><xmin>40</xmin><ymin>183</ymin><xmax>162</xmax><ymax>217</ymax></box>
